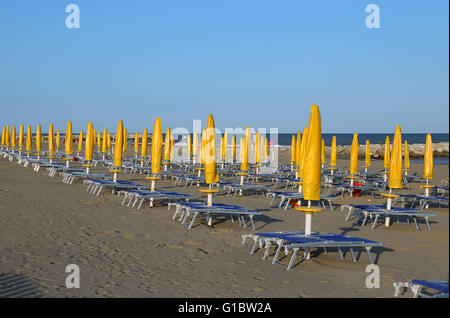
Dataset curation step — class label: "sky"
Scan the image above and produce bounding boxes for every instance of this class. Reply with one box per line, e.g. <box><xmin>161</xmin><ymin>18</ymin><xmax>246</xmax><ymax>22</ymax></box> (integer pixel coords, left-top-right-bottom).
<box><xmin>0</xmin><ymin>0</ymin><xmax>448</xmax><ymax>134</ymax></box>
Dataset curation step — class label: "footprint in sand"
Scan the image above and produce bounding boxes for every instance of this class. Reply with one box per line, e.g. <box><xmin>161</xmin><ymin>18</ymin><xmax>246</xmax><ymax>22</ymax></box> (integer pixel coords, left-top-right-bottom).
<box><xmin>250</xmin><ymin>287</ymin><xmax>265</xmax><ymax>292</ymax></box>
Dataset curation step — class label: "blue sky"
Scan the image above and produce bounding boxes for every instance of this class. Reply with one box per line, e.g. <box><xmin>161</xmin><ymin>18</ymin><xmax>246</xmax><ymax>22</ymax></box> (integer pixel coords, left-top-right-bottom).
<box><xmin>0</xmin><ymin>0</ymin><xmax>448</xmax><ymax>133</ymax></box>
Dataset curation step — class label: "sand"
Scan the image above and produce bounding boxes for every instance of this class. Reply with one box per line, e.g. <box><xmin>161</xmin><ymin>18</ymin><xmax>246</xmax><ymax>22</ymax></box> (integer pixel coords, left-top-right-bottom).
<box><xmin>0</xmin><ymin>148</ymin><xmax>448</xmax><ymax>298</ymax></box>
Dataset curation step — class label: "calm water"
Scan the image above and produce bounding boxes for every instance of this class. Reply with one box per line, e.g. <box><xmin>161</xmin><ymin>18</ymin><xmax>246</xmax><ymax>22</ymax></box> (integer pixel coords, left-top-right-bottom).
<box><xmin>277</xmin><ymin>133</ymin><xmax>449</xmax><ymax>146</ymax></box>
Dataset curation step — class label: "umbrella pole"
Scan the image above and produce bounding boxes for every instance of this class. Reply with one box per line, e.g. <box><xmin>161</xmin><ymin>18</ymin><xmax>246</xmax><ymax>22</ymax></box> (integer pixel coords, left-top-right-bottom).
<box><xmin>385</xmin><ymin>188</ymin><xmax>392</xmax><ymax>226</ymax></box>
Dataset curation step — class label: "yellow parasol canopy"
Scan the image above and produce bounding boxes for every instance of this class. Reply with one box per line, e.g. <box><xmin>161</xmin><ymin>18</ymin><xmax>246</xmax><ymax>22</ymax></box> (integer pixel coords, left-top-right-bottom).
<box><xmin>141</xmin><ymin>128</ymin><xmax>148</xmax><ymax>158</ymax></box>
<box><xmin>19</xmin><ymin>124</ymin><xmax>24</xmax><ymax>149</ymax></box>
<box><xmin>85</xmin><ymin>122</ymin><xmax>94</xmax><ymax>161</ymax></box>
<box><xmin>321</xmin><ymin>138</ymin><xmax>326</xmax><ymax>166</ymax></box>
<box><xmin>231</xmin><ymin>135</ymin><xmax>236</xmax><ymax>162</ymax></box>
<box><xmin>134</xmin><ymin>132</ymin><xmax>139</xmax><ymax>154</ymax></box>
<box><xmin>240</xmin><ymin>127</ymin><xmax>250</xmax><ymax>171</ymax></box>
<box><xmin>113</xmin><ymin>121</ymin><xmax>123</xmax><ymax>167</ymax></box>
<box><xmin>424</xmin><ymin>134</ymin><xmax>433</xmax><ymax>180</ymax></box>
<box><xmin>48</xmin><ymin>124</ymin><xmax>55</xmax><ymax>157</ymax></box>
<box><xmin>102</xmin><ymin>128</ymin><xmax>108</xmax><ymax>154</ymax></box>
<box><xmin>388</xmin><ymin>126</ymin><xmax>403</xmax><ymax>189</ymax></box>
<box><xmin>151</xmin><ymin>118</ymin><xmax>163</xmax><ymax>174</ymax></box>
<box><xmin>65</xmin><ymin>121</ymin><xmax>73</xmax><ymax>155</ymax></box>
<box><xmin>255</xmin><ymin>131</ymin><xmax>260</xmax><ymax>164</ymax></box>
<box><xmin>298</xmin><ymin>127</ymin><xmax>309</xmax><ymax>176</ymax></box>
<box><xmin>78</xmin><ymin>130</ymin><xmax>83</xmax><ymax>153</ymax></box>
<box><xmin>164</xmin><ymin>127</ymin><xmax>171</xmax><ymax>161</ymax></box>
<box><xmin>349</xmin><ymin>133</ymin><xmax>359</xmax><ymax>175</ymax></box>
<box><xmin>11</xmin><ymin>125</ymin><xmax>16</xmax><ymax>149</ymax></box>
<box><xmin>56</xmin><ymin>129</ymin><xmax>61</xmax><ymax>150</ymax></box>
<box><xmin>384</xmin><ymin>136</ymin><xmax>390</xmax><ymax>169</ymax></box>
<box><xmin>330</xmin><ymin>135</ymin><xmax>337</xmax><ymax>167</ymax></box>
<box><xmin>302</xmin><ymin>105</ymin><xmax>322</xmax><ymax>201</ymax></box>
<box><xmin>26</xmin><ymin>125</ymin><xmax>32</xmax><ymax>152</ymax></box>
<box><xmin>294</xmin><ymin>132</ymin><xmax>301</xmax><ymax>167</ymax></box>
<box><xmin>187</xmin><ymin>133</ymin><xmax>191</xmax><ymax>157</ymax></box>
<box><xmin>204</xmin><ymin>113</ymin><xmax>219</xmax><ymax>184</ymax></box>
<box><xmin>365</xmin><ymin>140</ymin><xmax>371</xmax><ymax>167</ymax></box>
<box><xmin>192</xmin><ymin>132</ymin><xmax>198</xmax><ymax>156</ymax></box>
<box><xmin>36</xmin><ymin>124</ymin><xmax>42</xmax><ymax>153</ymax></box>
<box><xmin>404</xmin><ymin>140</ymin><xmax>410</xmax><ymax>169</ymax></box>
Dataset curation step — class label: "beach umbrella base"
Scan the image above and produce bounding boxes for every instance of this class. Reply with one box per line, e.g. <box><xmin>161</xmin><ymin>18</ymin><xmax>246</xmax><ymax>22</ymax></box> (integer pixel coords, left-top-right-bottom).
<box><xmin>294</xmin><ymin>207</ymin><xmax>323</xmax><ymax>259</ymax></box>
<box><xmin>381</xmin><ymin>193</ymin><xmax>400</xmax><ymax>226</ymax></box>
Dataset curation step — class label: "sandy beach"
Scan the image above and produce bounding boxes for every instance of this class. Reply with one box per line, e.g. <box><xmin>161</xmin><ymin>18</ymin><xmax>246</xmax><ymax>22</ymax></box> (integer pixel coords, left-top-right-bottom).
<box><xmin>0</xmin><ymin>148</ymin><xmax>448</xmax><ymax>298</ymax></box>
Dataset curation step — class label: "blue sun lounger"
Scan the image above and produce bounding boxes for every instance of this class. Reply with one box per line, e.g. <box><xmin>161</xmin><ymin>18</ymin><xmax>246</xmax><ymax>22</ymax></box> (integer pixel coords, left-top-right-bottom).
<box><xmin>169</xmin><ymin>201</ymin><xmax>262</xmax><ymax>230</ymax></box>
<box><xmin>394</xmin><ymin>280</ymin><xmax>449</xmax><ymax>298</ymax></box>
<box><xmin>343</xmin><ymin>204</ymin><xmax>436</xmax><ymax>230</ymax></box>
<box><xmin>242</xmin><ymin>231</ymin><xmax>381</xmax><ymax>270</ymax></box>
<box><xmin>84</xmin><ymin>179</ymin><xmax>146</xmax><ymax>195</ymax></box>
<box><xmin>119</xmin><ymin>189</ymin><xmax>193</xmax><ymax>208</ymax></box>
<box><xmin>266</xmin><ymin>191</ymin><xmax>337</xmax><ymax>210</ymax></box>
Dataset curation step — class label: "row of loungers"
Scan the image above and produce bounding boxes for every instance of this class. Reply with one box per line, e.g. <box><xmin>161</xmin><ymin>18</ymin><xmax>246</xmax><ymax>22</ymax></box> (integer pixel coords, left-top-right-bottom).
<box><xmin>168</xmin><ymin>202</ymin><xmax>262</xmax><ymax>230</ymax></box>
<box><xmin>342</xmin><ymin>204</ymin><xmax>436</xmax><ymax>230</ymax></box>
<box><xmin>242</xmin><ymin>231</ymin><xmax>382</xmax><ymax>270</ymax></box>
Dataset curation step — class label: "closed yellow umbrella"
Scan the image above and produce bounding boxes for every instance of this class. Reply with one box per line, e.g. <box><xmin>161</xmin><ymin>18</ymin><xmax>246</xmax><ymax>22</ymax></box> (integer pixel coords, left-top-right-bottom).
<box><xmin>26</xmin><ymin>125</ymin><xmax>32</xmax><ymax>154</ymax></box>
<box><xmin>147</xmin><ymin>118</ymin><xmax>163</xmax><ymax>192</ymax></box>
<box><xmin>231</xmin><ymin>135</ymin><xmax>236</xmax><ymax>163</ymax></box>
<box><xmin>151</xmin><ymin>117</ymin><xmax>163</xmax><ymax>174</ymax></box>
<box><xmin>240</xmin><ymin>127</ymin><xmax>250</xmax><ymax>171</ymax></box>
<box><xmin>239</xmin><ymin>137</ymin><xmax>243</xmax><ymax>163</ymax></box>
<box><xmin>204</xmin><ymin>113</ymin><xmax>219</xmax><ymax>184</ymax></box>
<box><xmin>164</xmin><ymin>127</ymin><xmax>171</xmax><ymax>163</ymax></box>
<box><xmin>56</xmin><ymin>129</ymin><xmax>61</xmax><ymax>151</ymax></box>
<box><xmin>84</xmin><ymin>122</ymin><xmax>94</xmax><ymax>162</ymax></box>
<box><xmin>404</xmin><ymin>140</ymin><xmax>410</xmax><ymax>174</ymax></box>
<box><xmin>291</xmin><ymin>135</ymin><xmax>297</xmax><ymax>166</ymax></box>
<box><xmin>255</xmin><ymin>131</ymin><xmax>260</xmax><ymax>164</ymax></box>
<box><xmin>349</xmin><ymin>133</ymin><xmax>359</xmax><ymax>175</ymax></box>
<box><xmin>187</xmin><ymin>133</ymin><xmax>191</xmax><ymax>159</ymax></box>
<box><xmin>321</xmin><ymin>138</ymin><xmax>326</xmax><ymax>168</ymax></box>
<box><xmin>47</xmin><ymin>124</ymin><xmax>55</xmax><ymax>159</ymax></box>
<box><xmin>424</xmin><ymin>134</ymin><xmax>433</xmax><ymax>181</ymax></box>
<box><xmin>102</xmin><ymin>128</ymin><xmax>107</xmax><ymax>155</ymax></box>
<box><xmin>77</xmin><ymin>130</ymin><xmax>83</xmax><ymax>154</ymax></box>
<box><xmin>330</xmin><ymin>135</ymin><xmax>337</xmax><ymax>168</ymax></box>
<box><xmin>260</xmin><ymin>134</ymin><xmax>265</xmax><ymax>162</ymax></box>
<box><xmin>64</xmin><ymin>121</ymin><xmax>73</xmax><ymax>158</ymax></box>
<box><xmin>141</xmin><ymin>128</ymin><xmax>148</xmax><ymax>159</ymax></box>
<box><xmin>107</xmin><ymin>132</ymin><xmax>111</xmax><ymax>152</ymax></box>
<box><xmin>302</xmin><ymin>104</ymin><xmax>322</xmax><ymax>201</ymax></box>
<box><xmin>220</xmin><ymin>136</ymin><xmax>225</xmax><ymax>162</ymax></box>
<box><xmin>201</xmin><ymin>128</ymin><xmax>208</xmax><ymax>165</ymax></box>
<box><xmin>384</xmin><ymin>136</ymin><xmax>390</xmax><ymax>169</ymax></box>
<box><xmin>298</xmin><ymin>127</ymin><xmax>309</xmax><ymax>177</ymax></box>
<box><xmin>5</xmin><ymin>125</ymin><xmax>10</xmax><ymax>147</ymax></box>
<box><xmin>36</xmin><ymin>124</ymin><xmax>42</xmax><ymax>155</ymax></box>
<box><xmin>122</xmin><ymin>127</ymin><xmax>127</xmax><ymax>153</ymax></box>
<box><xmin>365</xmin><ymin>140</ymin><xmax>371</xmax><ymax>170</ymax></box>
<box><xmin>11</xmin><ymin>125</ymin><xmax>16</xmax><ymax>149</ymax></box>
<box><xmin>295</xmin><ymin>131</ymin><xmax>301</xmax><ymax>169</ymax></box>
<box><xmin>134</xmin><ymin>132</ymin><xmax>139</xmax><ymax>155</ymax></box>
<box><xmin>296</xmin><ymin>105</ymin><xmax>323</xmax><ymax>239</ymax></box>
<box><xmin>265</xmin><ymin>137</ymin><xmax>269</xmax><ymax>158</ymax></box>
<box><xmin>113</xmin><ymin>120</ymin><xmax>123</xmax><ymax>168</ymax></box>
<box><xmin>192</xmin><ymin>132</ymin><xmax>198</xmax><ymax>157</ymax></box>
<box><xmin>170</xmin><ymin>130</ymin><xmax>174</xmax><ymax>158</ymax></box>
<box><xmin>18</xmin><ymin>124</ymin><xmax>24</xmax><ymax>151</ymax></box>
<box><xmin>97</xmin><ymin>130</ymin><xmax>101</xmax><ymax>151</ymax></box>
<box><xmin>388</xmin><ymin>126</ymin><xmax>402</xmax><ymax>189</ymax></box>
